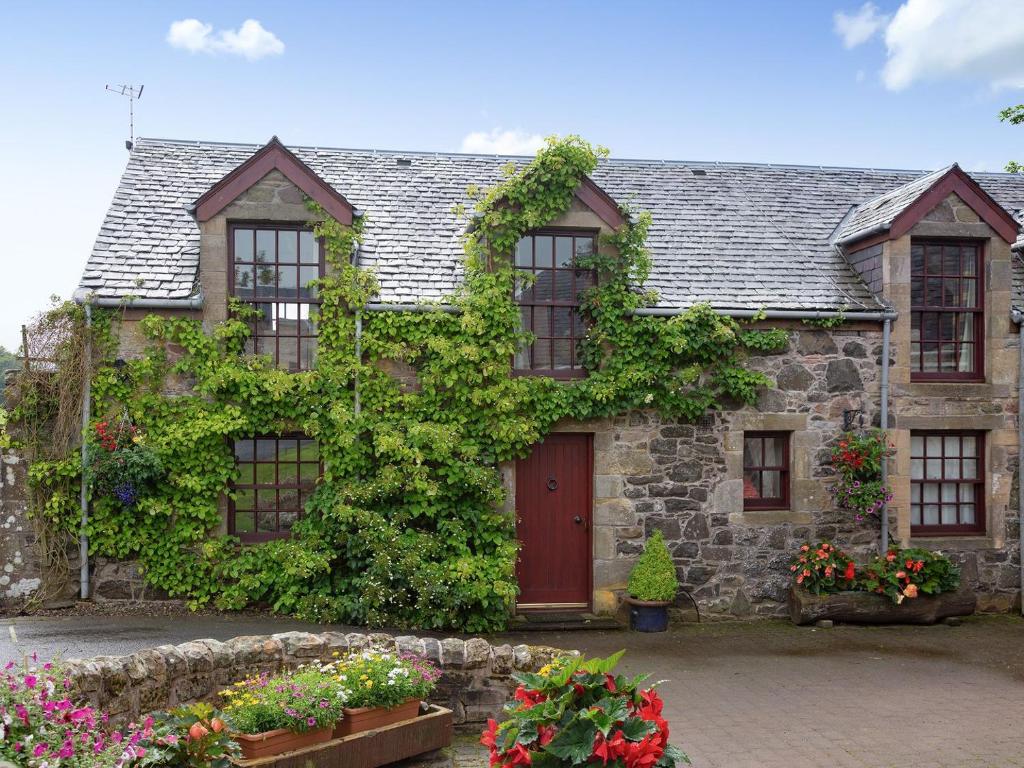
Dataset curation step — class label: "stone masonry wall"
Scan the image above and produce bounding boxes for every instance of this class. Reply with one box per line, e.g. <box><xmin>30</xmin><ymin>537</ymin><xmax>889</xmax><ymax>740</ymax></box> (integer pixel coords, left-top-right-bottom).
<box><xmin>65</xmin><ymin>631</ymin><xmax>567</xmax><ymax>728</ymax></box>
<box><xmin>0</xmin><ymin>449</ymin><xmax>41</xmax><ymax>605</ymax></box>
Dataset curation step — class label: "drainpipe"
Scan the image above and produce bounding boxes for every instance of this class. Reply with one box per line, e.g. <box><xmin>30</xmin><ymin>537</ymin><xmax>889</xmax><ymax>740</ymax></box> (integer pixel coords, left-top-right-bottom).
<box><xmin>879</xmin><ymin>317</ymin><xmax>892</xmax><ymax>556</ymax></box>
<box><xmin>79</xmin><ymin>303</ymin><xmax>92</xmax><ymax>599</ymax></box>
<box><xmin>1015</xmin><ymin>308</ymin><xmax>1024</xmax><ymax>616</ymax></box>
<box><xmin>354</xmin><ymin>312</ymin><xmax>362</xmax><ymax>417</ymax></box>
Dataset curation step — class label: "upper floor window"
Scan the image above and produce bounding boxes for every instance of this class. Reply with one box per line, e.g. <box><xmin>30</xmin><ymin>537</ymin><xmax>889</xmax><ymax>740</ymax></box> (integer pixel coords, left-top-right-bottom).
<box><xmin>911</xmin><ymin>431</ymin><xmax>984</xmax><ymax>535</ymax></box>
<box><xmin>513</xmin><ymin>231</ymin><xmax>596</xmax><ymax>379</ymax></box>
<box><xmin>230</xmin><ymin>224</ymin><xmax>323</xmax><ymax>371</ymax></box>
<box><xmin>911</xmin><ymin>241</ymin><xmax>983</xmax><ymax>381</ymax></box>
<box><xmin>742</xmin><ymin>432</ymin><xmax>790</xmax><ymax>511</ymax></box>
<box><xmin>229</xmin><ymin>436</ymin><xmax>320</xmax><ymax>542</ymax></box>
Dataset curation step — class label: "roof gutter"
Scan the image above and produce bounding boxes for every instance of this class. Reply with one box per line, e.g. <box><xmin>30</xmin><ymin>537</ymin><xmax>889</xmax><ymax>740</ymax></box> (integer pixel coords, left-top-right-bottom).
<box><xmin>364</xmin><ymin>302</ymin><xmax>459</xmax><ymax>314</ymax></box>
<box><xmin>834</xmin><ymin>223</ymin><xmax>889</xmax><ymax>249</ymax></box>
<box><xmin>72</xmin><ymin>292</ymin><xmax>205</xmax><ymax>309</ymax></box>
<box><xmin>633</xmin><ymin>307</ymin><xmax>898</xmax><ymax>321</ymax></box>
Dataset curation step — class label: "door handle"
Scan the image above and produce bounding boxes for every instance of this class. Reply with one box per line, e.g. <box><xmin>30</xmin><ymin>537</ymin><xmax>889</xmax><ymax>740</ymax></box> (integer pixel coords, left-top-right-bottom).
<box><xmin>547</xmin><ymin>477</ymin><xmax>558</xmax><ymax>491</ymax></box>
<box><xmin>573</xmin><ymin>515</ymin><xmax>583</xmax><ymax>524</ymax></box>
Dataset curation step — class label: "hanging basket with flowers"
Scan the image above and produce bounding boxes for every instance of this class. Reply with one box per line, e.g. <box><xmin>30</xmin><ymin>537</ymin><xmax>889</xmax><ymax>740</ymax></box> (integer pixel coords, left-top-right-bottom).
<box><xmin>87</xmin><ymin>411</ymin><xmax>163</xmax><ymax>507</ymax></box>
<box><xmin>829</xmin><ymin>429</ymin><xmax>894</xmax><ymax>521</ymax></box>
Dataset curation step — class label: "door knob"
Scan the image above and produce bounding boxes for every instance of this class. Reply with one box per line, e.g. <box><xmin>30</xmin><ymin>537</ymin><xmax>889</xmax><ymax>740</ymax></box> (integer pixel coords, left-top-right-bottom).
<box><xmin>573</xmin><ymin>515</ymin><xmax>583</xmax><ymax>524</ymax></box>
<box><xmin>547</xmin><ymin>477</ymin><xmax>558</xmax><ymax>491</ymax></box>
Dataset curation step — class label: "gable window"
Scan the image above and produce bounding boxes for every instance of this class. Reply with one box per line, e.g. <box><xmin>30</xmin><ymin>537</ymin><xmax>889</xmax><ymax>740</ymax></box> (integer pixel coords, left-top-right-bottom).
<box><xmin>229</xmin><ymin>437</ymin><xmax>320</xmax><ymax>541</ymax></box>
<box><xmin>513</xmin><ymin>231</ymin><xmax>596</xmax><ymax>378</ymax></box>
<box><xmin>742</xmin><ymin>432</ymin><xmax>790</xmax><ymax>510</ymax></box>
<box><xmin>230</xmin><ymin>224</ymin><xmax>323</xmax><ymax>371</ymax></box>
<box><xmin>910</xmin><ymin>241</ymin><xmax>983</xmax><ymax>380</ymax></box>
<box><xmin>911</xmin><ymin>431</ymin><xmax>984</xmax><ymax>535</ymax></box>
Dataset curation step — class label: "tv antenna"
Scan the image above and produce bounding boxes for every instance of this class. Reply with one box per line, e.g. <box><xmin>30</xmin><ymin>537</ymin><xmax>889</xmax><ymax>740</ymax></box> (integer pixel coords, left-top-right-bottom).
<box><xmin>105</xmin><ymin>83</ymin><xmax>144</xmax><ymax>151</ymax></box>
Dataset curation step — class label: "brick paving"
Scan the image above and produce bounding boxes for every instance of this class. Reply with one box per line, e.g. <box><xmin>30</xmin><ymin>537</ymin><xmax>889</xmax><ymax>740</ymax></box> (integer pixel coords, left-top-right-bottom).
<box><xmin>493</xmin><ymin>616</ymin><xmax>1024</xmax><ymax>768</ymax></box>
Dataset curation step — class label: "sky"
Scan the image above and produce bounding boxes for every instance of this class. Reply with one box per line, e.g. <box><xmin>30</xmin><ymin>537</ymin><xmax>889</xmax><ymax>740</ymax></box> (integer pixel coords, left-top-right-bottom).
<box><xmin>0</xmin><ymin>0</ymin><xmax>1022</xmax><ymax>351</ymax></box>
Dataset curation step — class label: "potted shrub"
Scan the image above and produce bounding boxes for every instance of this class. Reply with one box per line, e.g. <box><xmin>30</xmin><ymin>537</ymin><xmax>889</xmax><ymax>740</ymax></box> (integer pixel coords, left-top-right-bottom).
<box><xmin>481</xmin><ymin>651</ymin><xmax>688</xmax><ymax>766</ymax></box>
<box><xmin>219</xmin><ymin>667</ymin><xmax>344</xmax><ymax>759</ymax></box>
<box><xmin>624</xmin><ymin>530</ymin><xmax>679</xmax><ymax>632</ymax></box>
<box><xmin>321</xmin><ymin>650</ymin><xmax>441</xmax><ymax>737</ymax></box>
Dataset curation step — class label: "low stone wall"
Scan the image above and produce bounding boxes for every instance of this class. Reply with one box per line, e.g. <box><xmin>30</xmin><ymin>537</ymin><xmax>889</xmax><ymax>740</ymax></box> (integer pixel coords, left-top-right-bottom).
<box><xmin>65</xmin><ymin>631</ymin><xmax>567</xmax><ymax>728</ymax></box>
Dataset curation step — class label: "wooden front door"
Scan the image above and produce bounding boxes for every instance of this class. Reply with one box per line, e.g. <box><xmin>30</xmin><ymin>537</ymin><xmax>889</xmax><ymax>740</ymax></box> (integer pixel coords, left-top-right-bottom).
<box><xmin>515</xmin><ymin>433</ymin><xmax>592</xmax><ymax>610</ymax></box>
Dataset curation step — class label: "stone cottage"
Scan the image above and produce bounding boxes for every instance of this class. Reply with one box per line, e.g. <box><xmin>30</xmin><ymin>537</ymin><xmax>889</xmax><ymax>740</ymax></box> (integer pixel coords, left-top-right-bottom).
<box><xmin>55</xmin><ymin>137</ymin><xmax>1024</xmax><ymax>617</ymax></box>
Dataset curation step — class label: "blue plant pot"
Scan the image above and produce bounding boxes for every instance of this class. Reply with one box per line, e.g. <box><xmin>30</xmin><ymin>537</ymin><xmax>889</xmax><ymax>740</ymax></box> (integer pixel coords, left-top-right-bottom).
<box><xmin>626</xmin><ymin>598</ymin><xmax>670</xmax><ymax>632</ymax></box>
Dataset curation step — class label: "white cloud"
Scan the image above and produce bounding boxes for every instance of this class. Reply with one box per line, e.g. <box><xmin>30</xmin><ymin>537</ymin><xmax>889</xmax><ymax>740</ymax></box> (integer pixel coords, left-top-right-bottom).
<box><xmin>881</xmin><ymin>0</ymin><xmax>1024</xmax><ymax>90</ymax></box>
<box><xmin>834</xmin><ymin>3</ymin><xmax>890</xmax><ymax>48</ymax></box>
<box><xmin>167</xmin><ymin>18</ymin><xmax>284</xmax><ymax>60</ymax></box>
<box><xmin>460</xmin><ymin>129</ymin><xmax>545</xmax><ymax>155</ymax></box>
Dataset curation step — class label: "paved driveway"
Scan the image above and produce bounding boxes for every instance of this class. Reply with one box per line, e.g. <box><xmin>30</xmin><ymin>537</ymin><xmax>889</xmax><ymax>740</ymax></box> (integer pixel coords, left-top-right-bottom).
<box><xmin>3</xmin><ymin>611</ymin><xmax>1023</xmax><ymax>767</ymax></box>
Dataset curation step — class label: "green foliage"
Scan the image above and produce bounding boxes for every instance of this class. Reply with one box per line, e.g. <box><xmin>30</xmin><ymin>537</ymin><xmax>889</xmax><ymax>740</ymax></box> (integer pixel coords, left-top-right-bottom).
<box><xmin>220</xmin><ymin>667</ymin><xmax>345</xmax><ymax>735</ymax></box>
<box><xmin>0</xmin><ymin>346</ymin><xmax>17</xmax><ymax>403</ymax></box>
<box><xmin>860</xmin><ymin>547</ymin><xmax>960</xmax><ymax>604</ymax></box>
<box><xmin>789</xmin><ymin>541</ymin><xmax>857</xmax><ymax>595</ymax></box>
<box><xmin>319</xmin><ymin>649</ymin><xmax>441</xmax><ymax>709</ymax></box>
<box><xmin>627</xmin><ymin>531</ymin><xmax>679</xmax><ymax>602</ymax></box>
<box><xmin>482</xmin><ymin>651</ymin><xmax>689</xmax><ymax>766</ymax></box>
<box><xmin>830</xmin><ymin>430</ymin><xmax>894</xmax><ymax>521</ymax></box>
<box><xmin>1000</xmin><ymin>104</ymin><xmax>1024</xmax><ymax>173</ymax></box>
<box><xmin>29</xmin><ymin>135</ymin><xmax>783</xmax><ymax>632</ymax></box>
<box><xmin>139</xmin><ymin>703</ymin><xmax>239</xmax><ymax>768</ymax></box>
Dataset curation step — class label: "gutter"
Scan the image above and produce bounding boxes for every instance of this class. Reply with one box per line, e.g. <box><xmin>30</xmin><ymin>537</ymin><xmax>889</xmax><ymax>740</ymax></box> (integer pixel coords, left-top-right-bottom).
<box><xmin>1014</xmin><ymin>308</ymin><xmax>1024</xmax><ymax>617</ymax></box>
<box><xmin>834</xmin><ymin>223</ymin><xmax>890</xmax><ymax>249</ymax></box>
<box><xmin>72</xmin><ymin>292</ymin><xmax>205</xmax><ymax>310</ymax></box>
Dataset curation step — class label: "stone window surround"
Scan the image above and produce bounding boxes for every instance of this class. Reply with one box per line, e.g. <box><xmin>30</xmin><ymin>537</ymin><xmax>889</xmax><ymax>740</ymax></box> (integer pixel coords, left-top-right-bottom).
<box><xmin>740</xmin><ymin>430</ymin><xmax>791</xmax><ymax>512</ymax></box>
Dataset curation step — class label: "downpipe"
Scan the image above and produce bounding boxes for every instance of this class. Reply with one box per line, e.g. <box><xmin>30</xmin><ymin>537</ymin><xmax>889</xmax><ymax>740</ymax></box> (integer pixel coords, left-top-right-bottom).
<box><xmin>879</xmin><ymin>317</ymin><xmax>891</xmax><ymax>556</ymax></box>
<box><xmin>79</xmin><ymin>303</ymin><xmax>92</xmax><ymax>599</ymax></box>
<box><xmin>1015</xmin><ymin>309</ymin><xmax>1024</xmax><ymax>616</ymax></box>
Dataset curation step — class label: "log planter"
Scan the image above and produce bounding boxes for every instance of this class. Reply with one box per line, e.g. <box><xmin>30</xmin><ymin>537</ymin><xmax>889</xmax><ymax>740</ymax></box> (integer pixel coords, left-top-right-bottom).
<box><xmin>333</xmin><ymin>698</ymin><xmax>420</xmax><ymax>738</ymax></box>
<box><xmin>232</xmin><ymin>704</ymin><xmax>453</xmax><ymax>768</ymax></box>
<box><xmin>788</xmin><ymin>586</ymin><xmax>976</xmax><ymax>626</ymax></box>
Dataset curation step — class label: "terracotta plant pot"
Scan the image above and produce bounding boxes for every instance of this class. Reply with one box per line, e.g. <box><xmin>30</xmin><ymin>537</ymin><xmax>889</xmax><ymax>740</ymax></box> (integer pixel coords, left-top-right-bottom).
<box><xmin>624</xmin><ymin>596</ymin><xmax>671</xmax><ymax>632</ymax></box>
<box><xmin>234</xmin><ymin>726</ymin><xmax>332</xmax><ymax>760</ymax></box>
<box><xmin>333</xmin><ymin>698</ymin><xmax>421</xmax><ymax>738</ymax></box>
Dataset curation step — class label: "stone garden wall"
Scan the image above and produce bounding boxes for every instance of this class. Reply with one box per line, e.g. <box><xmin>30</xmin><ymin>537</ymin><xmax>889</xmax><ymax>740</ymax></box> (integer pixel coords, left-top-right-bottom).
<box><xmin>0</xmin><ymin>449</ymin><xmax>42</xmax><ymax>605</ymax></box>
<box><xmin>65</xmin><ymin>631</ymin><xmax>565</xmax><ymax>728</ymax></box>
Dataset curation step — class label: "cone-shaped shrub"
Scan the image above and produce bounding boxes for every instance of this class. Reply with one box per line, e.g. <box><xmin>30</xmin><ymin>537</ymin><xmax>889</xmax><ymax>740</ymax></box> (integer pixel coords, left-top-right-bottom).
<box><xmin>627</xmin><ymin>530</ymin><xmax>679</xmax><ymax>602</ymax></box>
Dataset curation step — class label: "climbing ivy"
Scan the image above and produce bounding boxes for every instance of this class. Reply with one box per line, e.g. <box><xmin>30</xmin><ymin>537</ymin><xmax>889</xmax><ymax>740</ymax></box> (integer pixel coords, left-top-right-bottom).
<box><xmin>41</xmin><ymin>136</ymin><xmax>787</xmax><ymax>631</ymax></box>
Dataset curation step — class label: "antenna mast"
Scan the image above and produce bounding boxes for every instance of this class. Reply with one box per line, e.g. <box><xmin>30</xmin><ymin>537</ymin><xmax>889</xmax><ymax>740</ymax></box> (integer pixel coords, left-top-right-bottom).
<box><xmin>105</xmin><ymin>83</ymin><xmax>144</xmax><ymax>151</ymax></box>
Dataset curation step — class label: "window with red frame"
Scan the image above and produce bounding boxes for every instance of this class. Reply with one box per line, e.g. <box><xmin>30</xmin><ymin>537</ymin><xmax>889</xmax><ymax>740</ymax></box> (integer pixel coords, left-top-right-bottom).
<box><xmin>230</xmin><ymin>224</ymin><xmax>323</xmax><ymax>371</ymax></box>
<box><xmin>911</xmin><ymin>431</ymin><xmax>984</xmax><ymax>535</ymax></box>
<box><xmin>743</xmin><ymin>432</ymin><xmax>790</xmax><ymax>510</ymax></box>
<box><xmin>513</xmin><ymin>231</ymin><xmax>596</xmax><ymax>378</ymax></box>
<box><xmin>911</xmin><ymin>241</ymin><xmax>983</xmax><ymax>380</ymax></box>
<box><xmin>229</xmin><ymin>437</ymin><xmax>320</xmax><ymax>541</ymax></box>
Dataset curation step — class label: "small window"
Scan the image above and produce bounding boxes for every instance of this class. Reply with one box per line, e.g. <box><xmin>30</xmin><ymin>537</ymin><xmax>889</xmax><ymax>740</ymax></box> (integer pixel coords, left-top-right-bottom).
<box><xmin>743</xmin><ymin>432</ymin><xmax>790</xmax><ymax>510</ymax></box>
<box><xmin>513</xmin><ymin>231</ymin><xmax>596</xmax><ymax>379</ymax></box>
<box><xmin>911</xmin><ymin>431</ymin><xmax>984</xmax><ymax>535</ymax></box>
<box><xmin>230</xmin><ymin>224</ymin><xmax>323</xmax><ymax>371</ymax></box>
<box><xmin>229</xmin><ymin>436</ymin><xmax>320</xmax><ymax>541</ymax></box>
<box><xmin>910</xmin><ymin>241</ymin><xmax>983</xmax><ymax>381</ymax></box>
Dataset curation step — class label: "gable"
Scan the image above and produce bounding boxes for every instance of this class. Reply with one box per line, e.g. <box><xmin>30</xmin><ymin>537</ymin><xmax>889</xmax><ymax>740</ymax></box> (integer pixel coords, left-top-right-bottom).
<box><xmin>192</xmin><ymin>137</ymin><xmax>355</xmax><ymax>225</ymax></box>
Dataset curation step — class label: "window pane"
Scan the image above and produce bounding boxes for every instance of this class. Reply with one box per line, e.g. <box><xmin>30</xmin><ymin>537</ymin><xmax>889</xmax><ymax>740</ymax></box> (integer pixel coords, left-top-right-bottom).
<box><xmin>257</xmin><ymin>510</ymin><xmax>277</xmax><ymax>532</ymax></box>
<box><xmin>910</xmin><ymin>485</ymin><xmax>921</xmax><ymax>503</ymax></box>
<box><xmin>575</xmin><ymin>238</ymin><xmax>594</xmax><ymax>261</ymax></box>
<box><xmin>235</xmin><ymin>462</ymin><xmax>254</xmax><ymax>484</ymax></box>
<box><xmin>911</xmin><ymin>459</ymin><xmax>924</xmax><ymax>479</ymax></box>
<box><xmin>234</xmin><ymin>513</ymin><xmax>255</xmax><ymax>533</ymax></box>
<box><xmin>962</xmin><ymin>459</ymin><xmax>977</xmax><ymax>479</ymax></box>
<box><xmin>925</xmin><ymin>245</ymin><xmax>942</xmax><ymax>273</ymax></box>
<box><xmin>941</xmin><ymin>504</ymin><xmax>957</xmax><ymax>525</ymax></box>
<box><xmin>962</xmin><ymin>436</ymin><xmax>977</xmax><ymax>456</ymax></box>
<box><xmin>516</xmin><ymin>237</ymin><xmax>532</xmax><ymax>267</ymax></box>
<box><xmin>925</xmin><ymin>459</ymin><xmax>942</xmax><ymax>479</ymax></box>
<box><xmin>256</xmin><ymin>265</ymin><xmax>276</xmax><ymax>297</ymax></box>
<box><xmin>942</xmin><ymin>246</ymin><xmax>960</xmax><ymax>273</ymax></box>
<box><xmin>959</xmin><ymin>484</ymin><xmax>975</xmax><ymax>503</ymax></box>
<box><xmin>923</xmin><ymin>505</ymin><xmax>939</xmax><ymax>525</ymax></box>
<box><xmin>278</xmin><ymin>267</ymin><xmax>298</xmax><ymax>297</ymax></box>
<box><xmin>256</xmin><ymin>439</ymin><xmax>276</xmax><ymax>461</ymax></box>
<box><xmin>926</xmin><ymin>435</ymin><xmax>942</xmax><ymax>455</ymax></box>
<box><xmin>235</xmin><ymin>440</ymin><xmax>254</xmax><ymax>461</ymax></box>
<box><xmin>278</xmin><ymin>230</ymin><xmax>298</xmax><ymax>263</ymax></box>
<box><xmin>533</xmin><ymin>270</ymin><xmax>553</xmax><ymax>301</ymax></box>
<box><xmin>961</xmin><ymin>504</ymin><xmax>975</xmax><ymax>524</ymax></box>
<box><xmin>555</xmin><ymin>237</ymin><xmax>573</xmax><ymax>267</ymax></box>
<box><xmin>911</xmin><ymin>435</ymin><xmax>923</xmax><ymax>455</ymax></box>
<box><xmin>743</xmin><ymin>438</ymin><xmax>761</xmax><ymax>468</ymax></box>
<box><xmin>234</xmin><ymin>265</ymin><xmax>255</xmax><ymax>297</ymax></box>
<box><xmin>300</xmin><ymin>440</ymin><xmax>319</xmax><ymax>461</ymax></box>
<box><xmin>256</xmin><ymin>230</ymin><xmax>276</xmax><ymax>263</ymax></box>
<box><xmin>553</xmin><ymin>340</ymin><xmax>572</xmax><ymax>369</ymax></box>
<box><xmin>257</xmin><ymin>489</ymin><xmax>277</xmax><ymax>510</ymax></box>
<box><xmin>299</xmin><ymin>462</ymin><xmax>319</xmax><ymax>483</ymax></box>
<box><xmin>534</xmin><ymin>307</ymin><xmax>551</xmax><ymax>337</ymax></box>
<box><xmin>299</xmin><ymin>266</ymin><xmax>319</xmax><ymax>298</ymax></box>
<box><xmin>279</xmin><ymin>337</ymin><xmax>298</xmax><ymax>371</ymax></box>
<box><xmin>299</xmin><ymin>231</ymin><xmax>319</xmax><ymax>264</ymax></box>
<box><xmin>234</xmin><ymin>229</ymin><xmax>254</xmax><ymax>261</ymax></box>
<box><xmin>961</xmin><ymin>280</ymin><xmax>976</xmax><ymax>307</ymax></box>
<box><xmin>761</xmin><ymin>470</ymin><xmax>781</xmax><ymax>498</ymax></box>
<box><xmin>234</xmin><ymin>489</ymin><xmax>255</xmax><ymax>510</ymax></box>
<box><xmin>553</xmin><ymin>307</ymin><xmax>572</xmax><ymax>337</ymax></box>
<box><xmin>911</xmin><ymin>506</ymin><xmax>922</xmax><ymax>526</ymax></box>
<box><xmin>923</xmin><ymin>484</ymin><xmax>939</xmax><ymax>504</ymax></box>
<box><xmin>961</xmin><ymin>250</ymin><xmax>977</xmax><ymax>276</ymax></box>
<box><xmin>944</xmin><ymin>459</ymin><xmax>960</xmax><ymax>479</ymax></box>
<box><xmin>764</xmin><ymin>437</ymin><xmax>784</xmax><ymax>466</ymax></box>
<box><xmin>278</xmin><ymin>439</ymin><xmax>297</xmax><ymax>460</ymax></box>
<box><xmin>534</xmin><ymin>236</ymin><xmax>553</xmax><ymax>268</ymax></box>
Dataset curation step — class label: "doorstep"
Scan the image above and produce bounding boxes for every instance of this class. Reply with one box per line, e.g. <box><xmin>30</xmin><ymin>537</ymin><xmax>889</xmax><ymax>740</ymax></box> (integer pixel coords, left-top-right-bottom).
<box><xmin>509</xmin><ymin>612</ymin><xmax>622</xmax><ymax>631</ymax></box>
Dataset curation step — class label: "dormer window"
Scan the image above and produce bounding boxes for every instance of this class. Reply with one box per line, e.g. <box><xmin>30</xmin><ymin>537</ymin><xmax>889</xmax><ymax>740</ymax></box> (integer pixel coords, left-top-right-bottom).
<box><xmin>230</xmin><ymin>223</ymin><xmax>324</xmax><ymax>371</ymax></box>
<box><xmin>513</xmin><ymin>231</ymin><xmax>596</xmax><ymax>379</ymax></box>
<box><xmin>910</xmin><ymin>240</ymin><xmax>983</xmax><ymax>381</ymax></box>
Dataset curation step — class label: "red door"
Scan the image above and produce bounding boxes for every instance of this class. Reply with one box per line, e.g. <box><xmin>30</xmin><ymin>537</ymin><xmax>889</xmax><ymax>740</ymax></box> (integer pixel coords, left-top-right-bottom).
<box><xmin>515</xmin><ymin>433</ymin><xmax>592</xmax><ymax>609</ymax></box>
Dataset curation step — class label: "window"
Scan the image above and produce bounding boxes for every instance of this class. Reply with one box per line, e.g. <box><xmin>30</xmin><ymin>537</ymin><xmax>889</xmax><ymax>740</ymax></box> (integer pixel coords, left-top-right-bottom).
<box><xmin>742</xmin><ymin>432</ymin><xmax>790</xmax><ymax>510</ymax></box>
<box><xmin>229</xmin><ymin>437</ymin><xmax>320</xmax><ymax>541</ymax></box>
<box><xmin>911</xmin><ymin>432</ymin><xmax>984</xmax><ymax>535</ymax></box>
<box><xmin>230</xmin><ymin>224</ymin><xmax>323</xmax><ymax>371</ymax></box>
<box><xmin>911</xmin><ymin>241</ymin><xmax>983</xmax><ymax>380</ymax></box>
<box><xmin>513</xmin><ymin>231</ymin><xmax>596</xmax><ymax>378</ymax></box>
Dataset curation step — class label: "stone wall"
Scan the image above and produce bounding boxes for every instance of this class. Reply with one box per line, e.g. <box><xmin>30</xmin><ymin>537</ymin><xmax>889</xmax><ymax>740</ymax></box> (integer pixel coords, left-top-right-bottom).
<box><xmin>65</xmin><ymin>631</ymin><xmax>565</xmax><ymax>728</ymax></box>
<box><xmin>0</xmin><ymin>449</ymin><xmax>41</xmax><ymax>604</ymax></box>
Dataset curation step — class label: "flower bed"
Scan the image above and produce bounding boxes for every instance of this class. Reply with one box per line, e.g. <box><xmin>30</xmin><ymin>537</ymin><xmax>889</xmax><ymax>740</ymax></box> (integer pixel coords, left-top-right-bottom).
<box><xmin>481</xmin><ymin>651</ymin><xmax>689</xmax><ymax>767</ymax></box>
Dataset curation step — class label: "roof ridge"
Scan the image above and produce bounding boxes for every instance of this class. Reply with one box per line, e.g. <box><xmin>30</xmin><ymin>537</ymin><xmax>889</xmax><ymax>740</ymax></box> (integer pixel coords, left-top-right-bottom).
<box><xmin>131</xmin><ymin>136</ymin><xmax>1021</xmax><ymax>177</ymax></box>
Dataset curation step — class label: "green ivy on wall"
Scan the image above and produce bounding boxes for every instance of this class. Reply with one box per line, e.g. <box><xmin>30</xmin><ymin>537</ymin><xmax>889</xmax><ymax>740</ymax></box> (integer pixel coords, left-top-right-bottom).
<box><xmin>51</xmin><ymin>136</ymin><xmax>787</xmax><ymax>632</ymax></box>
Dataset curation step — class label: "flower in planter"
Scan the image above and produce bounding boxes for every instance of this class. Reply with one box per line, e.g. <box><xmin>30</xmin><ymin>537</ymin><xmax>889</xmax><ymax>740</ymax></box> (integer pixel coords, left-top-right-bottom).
<box><xmin>829</xmin><ymin>430</ymin><xmax>894</xmax><ymax>522</ymax></box>
<box><xmin>859</xmin><ymin>547</ymin><xmax>960</xmax><ymax>604</ymax></box>
<box><xmin>88</xmin><ymin>416</ymin><xmax>163</xmax><ymax>508</ymax></box>
<box><xmin>219</xmin><ymin>667</ymin><xmax>345</xmax><ymax>736</ymax></box>
<box><xmin>316</xmin><ymin>650</ymin><xmax>441</xmax><ymax>711</ymax></box>
<box><xmin>481</xmin><ymin>651</ymin><xmax>689</xmax><ymax>767</ymax></box>
<box><xmin>788</xmin><ymin>541</ymin><xmax>858</xmax><ymax>595</ymax></box>
<box><xmin>137</xmin><ymin>703</ymin><xmax>239</xmax><ymax>768</ymax></box>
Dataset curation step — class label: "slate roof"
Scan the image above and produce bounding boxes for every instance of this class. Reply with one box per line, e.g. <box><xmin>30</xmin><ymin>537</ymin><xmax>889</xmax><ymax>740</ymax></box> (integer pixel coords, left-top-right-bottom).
<box><xmin>79</xmin><ymin>138</ymin><xmax>1024</xmax><ymax>313</ymax></box>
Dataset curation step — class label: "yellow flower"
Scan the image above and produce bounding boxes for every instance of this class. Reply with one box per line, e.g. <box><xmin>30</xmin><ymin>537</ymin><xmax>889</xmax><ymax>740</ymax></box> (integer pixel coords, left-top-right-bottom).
<box><xmin>365</xmin><ymin>680</ymin><xmax>373</xmax><ymax>688</ymax></box>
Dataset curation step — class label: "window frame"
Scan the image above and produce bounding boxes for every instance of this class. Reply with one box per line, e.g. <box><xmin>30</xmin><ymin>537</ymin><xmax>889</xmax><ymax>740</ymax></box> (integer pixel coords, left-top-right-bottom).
<box><xmin>910</xmin><ymin>239</ymin><xmax>985</xmax><ymax>382</ymax></box>
<box><xmin>227</xmin><ymin>434</ymin><xmax>322</xmax><ymax>543</ymax></box>
<box><xmin>910</xmin><ymin>430</ymin><xmax>985</xmax><ymax>536</ymax></box>
<box><xmin>228</xmin><ymin>221</ymin><xmax>326</xmax><ymax>372</ymax></box>
<box><xmin>742</xmin><ymin>431</ymin><xmax>791</xmax><ymax>511</ymax></box>
<box><xmin>512</xmin><ymin>228</ymin><xmax>598</xmax><ymax>380</ymax></box>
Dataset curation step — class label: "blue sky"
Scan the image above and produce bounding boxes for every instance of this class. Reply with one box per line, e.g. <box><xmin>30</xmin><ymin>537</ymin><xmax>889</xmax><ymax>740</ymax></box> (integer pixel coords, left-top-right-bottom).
<box><xmin>1</xmin><ymin>0</ymin><xmax>1022</xmax><ymax>350</ymax></box>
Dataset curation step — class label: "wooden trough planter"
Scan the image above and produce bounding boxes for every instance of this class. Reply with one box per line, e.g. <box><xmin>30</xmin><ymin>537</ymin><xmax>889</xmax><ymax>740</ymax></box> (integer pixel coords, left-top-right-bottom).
<box><xmin>788</xmin><ymin>586</ymin><xmax>976</xmax><ymax>626</ymax></box>
<box><xmin>232</xmin><ymin>704</ymin><xmax>453</xmax><ymax>768</ymax></box>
